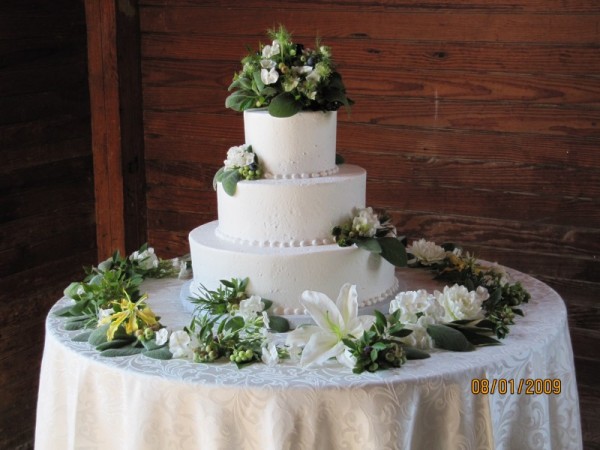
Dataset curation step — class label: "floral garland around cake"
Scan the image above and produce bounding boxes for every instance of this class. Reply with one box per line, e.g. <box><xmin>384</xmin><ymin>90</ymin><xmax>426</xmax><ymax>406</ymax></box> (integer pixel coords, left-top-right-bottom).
<box><xmin>57</xmin><ymin>237</ymin><xmax>530</xmax><ymax>373</ymax></box>
<box><xmin>225</xmin><ymin>26</ymin><xmax>353</xmax><ymax>118</ymax></box>
<box><xmin>332</xmin><ymin>207</ymin><xmax>408</xmax><ymax>267</ymax></box>
<box><xmin>213</xmin><ymin>144</ymin><xmax>262</xmax><ymax>196</ymax></box>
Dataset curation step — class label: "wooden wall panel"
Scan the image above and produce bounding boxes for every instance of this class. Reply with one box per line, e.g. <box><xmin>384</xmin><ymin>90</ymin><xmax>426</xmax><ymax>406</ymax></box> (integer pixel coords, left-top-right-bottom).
<box><xmin>0</xmin><ymin>1</ymin><xmax>94</xmax><ymax>448</ymax></box>
<box><xmin>139</xmin><ymin>1</ymin><xmax>599</xmax><ymax>447</ymax></box>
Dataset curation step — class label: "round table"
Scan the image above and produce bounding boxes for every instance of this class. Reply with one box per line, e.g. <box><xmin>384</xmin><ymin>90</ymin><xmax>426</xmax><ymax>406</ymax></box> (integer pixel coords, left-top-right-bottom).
<box><xmin>35</xmin><ymin>267</ymin><xmax>583</xmax><ymax>450</ymax></box>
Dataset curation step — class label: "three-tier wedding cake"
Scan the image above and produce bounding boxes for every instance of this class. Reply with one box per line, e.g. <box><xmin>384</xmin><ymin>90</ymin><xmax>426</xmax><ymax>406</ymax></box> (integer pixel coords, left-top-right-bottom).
<box><xmin>188</xmin><ymin>110</ymin><xmax>399</xmax><ymax>315</ymax></box>
<box><xmin>187</xmin><ymin>27</ymin><xmax>401</xmax><ymax>317</ymax></box>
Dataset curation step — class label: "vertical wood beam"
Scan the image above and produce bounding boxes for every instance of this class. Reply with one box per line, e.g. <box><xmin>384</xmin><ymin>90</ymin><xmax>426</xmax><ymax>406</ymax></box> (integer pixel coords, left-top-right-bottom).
<box><xmin>85</xmin><ymin>0</ymin><xmax>146</xmax><ymax>260</ymax></box>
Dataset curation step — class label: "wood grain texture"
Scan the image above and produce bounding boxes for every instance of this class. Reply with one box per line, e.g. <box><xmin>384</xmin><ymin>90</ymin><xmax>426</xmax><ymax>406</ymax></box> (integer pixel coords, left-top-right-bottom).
<box><xmin>138</xmin><ymin>2</ymin><xmax>600</xmax><ymax>447</ymax></box>
<box><xmin>0</xmin><ymin>1</ymin><xmax>95</xmax><ymax>448</ymax></box>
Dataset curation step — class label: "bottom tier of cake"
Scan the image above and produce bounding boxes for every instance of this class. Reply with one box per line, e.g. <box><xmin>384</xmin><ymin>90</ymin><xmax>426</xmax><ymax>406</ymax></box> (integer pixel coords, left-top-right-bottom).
<box><xmin>189</xmin><ymin>221</ymin><xmax>399</xmax><ymax>315</ymax></box>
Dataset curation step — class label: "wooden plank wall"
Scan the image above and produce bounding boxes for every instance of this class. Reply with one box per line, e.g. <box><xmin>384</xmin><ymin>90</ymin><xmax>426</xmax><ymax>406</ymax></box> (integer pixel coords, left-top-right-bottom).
<box><xmin>0</xmin><ymin>0</ymin><xmax>95</xmax><ymax>448</ymax></box>
<box><xmin>139</xmin><ymin>1</ymin><xmax>600</xmax><ymax>447</ymax></box>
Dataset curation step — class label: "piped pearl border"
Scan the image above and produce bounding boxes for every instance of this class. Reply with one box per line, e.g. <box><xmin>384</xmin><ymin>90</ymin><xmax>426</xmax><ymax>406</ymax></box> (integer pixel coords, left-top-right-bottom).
<box><xmin>270</xmin><ymin>277</ymin><xmax>401</xmax><ymax>316</ymax></box>
<box><xmin>215</xmin><ymin>227</ymin><xmax>334</xmax><ymax>247</ymax></box>
<box><xmin>263</xmin><ymin>165</ymin><xmax>339</xmax><ymax>180</ymax></box>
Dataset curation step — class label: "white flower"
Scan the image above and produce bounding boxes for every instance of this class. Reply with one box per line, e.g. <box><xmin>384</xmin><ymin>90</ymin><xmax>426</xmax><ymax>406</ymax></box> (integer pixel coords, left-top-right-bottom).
<box><xmin>224</xmin><ymin>144</ymin><xmax>253</xmax><ymax>170</ymax></box>
<box><xmin>262</xmin><ymin>311</ymin><xmax>270</xmax><ymax>329</ymax></box>
<box><xmin>352</xmin><ymin>207</ymin><xmax>380</xmax><ymax>237</ymax></box>
<box><xmin>260</xmin><ymin>59</ymin><xmax>276</xmax><ymax>69</ymax></box>
<box><xmin>261</xmin><ymin>342</ymin><xmax>279</xmax><ymax>366</ymax></box>
<box><xmin>292</xmin><ymin>65</ymin><xmax>313</xmax><ymax>76</ymax></box>
<box><xmin>286</xmin><ymin>284</ymin><xmax>374</xmax><ymax>369</ymax></box>
<box><xmin>97</xmin><ymin>307</ymin><xmax>114</xmax><ymax>322</ymax></box>
<box><xmin>401</xmin><ymin>315</ymin><xmax>437</xmax><ymax>350</ymax></box>
<box><xmin>389</xmin><ymin>289</ymin><xmax>444</xmax><ymax>324</ymax></box>
<box><xmin>155</xmin><ymin>328</ymin><xmax>169</xmax><ymax>346</ymax></box>
<box><xmin>436</xmin><ymin>284</ymin><xmax>488</xmax><ymax>322</ymax></box>
<box><xmin>407</xmin><ymin>239</ymin><xmax>447</xmax><ymax>265</ymax></box>
<box><xmin>261</xmin><ymin>67</ymin><xmax>279</xmax><ymax>85</ymax></box>
<box><xmin>389</xmin><ymin>290</ymin><xmax>444</xmax><ymax>350</ymax></box>
<box><xmin>261</xmin><ymin>40</ymin><xmax>280</xmax><ymax>58</ymax></box>
<box><xmin>129</xmin><ymin>247</ymin><xmax>159</xmax><ymax>270</ymax></box>
<box><xmin>169</xmin><ymin>330</ymin><xmax>193</xmax><ymax>359</ymax></box>
<box><xmin>237</xmin><ymin>295</ymin><xmax>265</xmax><ymax>321</ymax></box>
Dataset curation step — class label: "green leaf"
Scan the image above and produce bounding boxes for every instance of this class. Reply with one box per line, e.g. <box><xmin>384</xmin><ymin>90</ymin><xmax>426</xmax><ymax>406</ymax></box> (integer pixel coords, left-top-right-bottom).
<box><xmin>88</xmin><ymin>324</ymin><xmax>110</xmax><ymax>346</ymax></box>
<box><xmin>261</xmin><ymin>299</ymin><xmax>273</xmax><ymax>311</ymax></box>
<box><xmin>221</xmin><ymin>170</ymin><xmax>241</xmax><ymax>196</ymax></box>
<box><xmin>252</xmin><ymin>70</ymin><xmax>265</xmax><ymax>92</ymax></box>
<box><xmin>63</xmin><ymin>320</ymin><xmax>88</xmax><ymax>331</ymax></box>
<box><xmin>268</xmin><ymin>315</ymin><xmax>290</xmax><ymax>333</ymax></box>
<box><xmin>373</xmin><ymin>310</ymin><xmax>386</xmax><ymax>334</ymax></box>
<box><xmin>335</xmin><ymin>154</ymin><xmax>345</xmax><ymax>164</ymax></box>
<box><xmin>141</xmin><ymin>339</ymin><xmax>163</xmax><ymax>351</ymax></box>
<box><xmin>213</xmin><ymin>167</ymin><xmax>225</xmax><ymax>190</ymax></box>
<box><xmin>96</xmin><ymin>339</ymin><xmax>134</xmax><ymax>352</ymax></box>
<box><xmin>54</xmin><ymin>304</ymin><xmax>77</xmax><ymax>317</ymax></box>
<box><xmin>378</xmin><ymin>237</ymin><xmax>408</xmax><ymax>267</ymax></box>
<box><xmin>72</xmin><ymin>331</ymin><xmax>93</xmax><ymax>342</ymax></box>
<box><xmin>427</xmin><ymin>324</ymin><xmax>475</xmax><ymax>352</ymax></box>
<box><xmin>268</xmin><ymin>92</ymin><xmax>302</xmax><ymax>118</ymax></box>
<box><xmin>224</xmin><ymin>316</ymin><xmax>245</xmax><ymax>332</ymax></box>
<box><xmin>143</xmin><ymin>347</ymin><xmax>173</xmax><ymax>360</ymax></box>
<box><xmin>355</xmin><ymin>238</ymin><xmax>382</xmax><ymax>254</ymax></box>
<box><xmin>403</xmin><ymin>346</ymin><xmax>431</xmax><ymax>359</ymax></box>
<box><xmin>225</xmin><ymin>90</ymin><xmax>257</xmax><ymax>111</ymax></box>
<box><xmin>100</xmin><ymin>347</ymin><xmax>143</xmax><ymax>357</ymax></box>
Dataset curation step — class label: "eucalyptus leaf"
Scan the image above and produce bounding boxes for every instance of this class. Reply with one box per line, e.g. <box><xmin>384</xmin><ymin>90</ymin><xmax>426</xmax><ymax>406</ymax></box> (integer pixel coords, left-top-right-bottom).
<box><xmin>72</xmin><ymin>331</ymin><xmax>93</xmax><ymax>342</ymax></box>
<box><xmin>53</xmin><ymin>304</ymin><xmax>77</xmax><ymax>317</ymax></box>
<box><xmin>268</xmin><ymin>315</ymin><xmax>290</xmax><ymax>333</ymax></box>
<box><xmin>221</xmin><ymin>169</ymin><xmax>241</xmax><ymax>196</ymax></box>
<box><xmin>100</xmin><ymin>347</ymin><xmax>143</xmax><ymax>357</ymax></box>
<box><xmin>378</xmin><ymin>237</ymin><xmax>408</xmax><ymax>267</ymax></box>
<box><xmin>457</xmin><ymin>328</ymin><xmax>501</xmax><ymax>347</ymax></box>
<box><xmin>225</xmin><ymin>91</ymin><xmax>257</xmax><ymax>112</ymax></box>
<box><xmin>141</xmin><ymin>339</ymin><xmax>163</xmax><ymax>351</ymax></box>
<box><xmin>268</xmin><ymin>93</ymin><xmax>302</xmax><ymax>118</ymax></box>
<box><xmin>403</xmin><ymin>346</ymin><xmax>431</xmax><ymax>360</ymax></box>
<box><xmin>213</xmin><ymin>167</ymin><xmax>225</xmax><ymax>190</ymax></box>
<box><xmin>88</xmin><ymin>324</ymin><xmax>110</xmax><ymax>346</ymax></box>
<box><xmin>427</xmin><ymin>324</ymin><xmax>475</xmax><ymax>352</ymax></box>
<box><xmin>63</xmin><ymin>320</ymin><xmax>88</xmax><ymax>331</ymax></box>
<box><xmin>143</xmin><ymin>347</ymin><xmax>173</xmax><ymax>360</ymax></box>
<box><xmin>96</xmin><ymin>339</ymin><xmax>134</xmax><ymax>352</ymax></box>
<box><xmin>355</xmin><ymin>238</ymin><xmax>382</xmax><ymax>254</ymax></box>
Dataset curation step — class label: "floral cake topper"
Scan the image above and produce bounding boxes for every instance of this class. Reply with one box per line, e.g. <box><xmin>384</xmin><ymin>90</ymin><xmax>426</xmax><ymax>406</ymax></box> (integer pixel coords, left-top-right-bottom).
<box><xmin>225</xmin><ymin>26</ymin><xmax>353</xmax><ymax>118</ymax></box>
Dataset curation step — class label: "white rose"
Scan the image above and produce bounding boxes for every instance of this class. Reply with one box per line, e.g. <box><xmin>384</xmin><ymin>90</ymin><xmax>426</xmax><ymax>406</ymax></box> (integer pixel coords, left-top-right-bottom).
<box><xmin>401</xmin><ymin>315</ymin><xmax>437</xmax><ymax>350</ymax></box>
<box><xmin>436</xmin><ymin>284</ymin><xmax>488</xmax><ymax>322</ymax></box>
<box><xmin>169</xmin><ymin>330</ymin><xmax>193</xmax><ymax>359</ymax></box>
<box><xmin>407</xmin><ymin>239</ymin><xmax>447</xmax><ymax>265</ymax></box>
<box><xmin>389</xmin><ymin>289</ymin><xmax>443</xmax><ymax>323</ymax></box>
<box><xmin>352</xmin><ymin>207</ymin><xmax>380</xmax><ymax>237</ymax></box>
<box><xmin>238</xmin><ymin>295</ymin><xmax>265</xmax><ymax>321</ymax></box>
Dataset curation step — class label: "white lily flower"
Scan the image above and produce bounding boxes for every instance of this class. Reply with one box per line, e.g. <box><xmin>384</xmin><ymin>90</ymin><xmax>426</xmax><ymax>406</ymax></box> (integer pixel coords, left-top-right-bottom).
<box><xmin>261</xmin><ymin>67</ymin><xmax>279</xmax><ymax>85</ymax></box>
<box><xmin>286</xmin><ymin>284</ymin><xmax>374</xmax><ymax>368</ymax></box>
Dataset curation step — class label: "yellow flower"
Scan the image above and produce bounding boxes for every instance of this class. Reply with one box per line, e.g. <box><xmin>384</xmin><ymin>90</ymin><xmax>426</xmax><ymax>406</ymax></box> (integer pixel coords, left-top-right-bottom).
<box><xmin>99</xmin><ymin>291</ymin><xmax>158</xmax><ymax>341</ymax></box>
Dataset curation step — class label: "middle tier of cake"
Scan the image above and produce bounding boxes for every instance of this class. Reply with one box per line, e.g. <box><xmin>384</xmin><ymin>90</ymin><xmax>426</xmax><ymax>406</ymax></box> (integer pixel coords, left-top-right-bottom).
<box><xmin>189</xmin><ymin>221</ymin><xmax>399</xmax><ymax>315</ymax></box>
<box><xmin>216</xmin><ymin>164</ymin><xmax>365</xmax><ymax>246</ymax></box>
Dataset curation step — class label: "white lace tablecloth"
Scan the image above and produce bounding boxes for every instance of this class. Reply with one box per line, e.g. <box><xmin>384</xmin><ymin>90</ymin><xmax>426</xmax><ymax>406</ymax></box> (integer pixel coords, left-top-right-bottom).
<box><xmin>35</xmin><ymin>268</ymin><xmax>582</xmax><ymax>450</ymax></box>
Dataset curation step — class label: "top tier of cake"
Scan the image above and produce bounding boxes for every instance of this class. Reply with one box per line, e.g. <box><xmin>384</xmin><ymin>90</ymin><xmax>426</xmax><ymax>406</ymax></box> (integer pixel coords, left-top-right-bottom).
<box><xmin>244</xmin><ymin>109</ymin><xmax>337</xmax><ymax>178</ymax></box>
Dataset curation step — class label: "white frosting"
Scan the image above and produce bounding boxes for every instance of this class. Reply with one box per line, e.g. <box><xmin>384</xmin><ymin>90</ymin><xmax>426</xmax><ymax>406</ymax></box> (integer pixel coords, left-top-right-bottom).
<box><xmin>217</xmin><ymin>165</ymin><xmax>365</xmax><ymax>245</ymax></box>
<box><xmin>189</xmin><ymin>221</ymin><xmax>398</xmax><ymax>314</ymax></box>
<box><xmin>244</xmin><ymin>109</ymin><xmax>337</xmax><ymax>177</ymax></box>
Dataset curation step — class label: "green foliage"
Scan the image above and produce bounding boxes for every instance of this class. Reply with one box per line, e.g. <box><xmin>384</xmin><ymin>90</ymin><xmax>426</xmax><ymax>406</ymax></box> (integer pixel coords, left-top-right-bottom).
<box><xmin>225</xmin><ymin>26</ymin><xmax>353</xmax><ymax>117</ymax></box>
<box><xmin>344</xmin><ymin>310</ymin><xmax>428</xmax><ymax>374</ymax></box>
